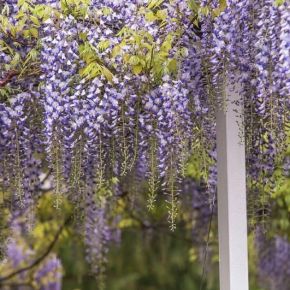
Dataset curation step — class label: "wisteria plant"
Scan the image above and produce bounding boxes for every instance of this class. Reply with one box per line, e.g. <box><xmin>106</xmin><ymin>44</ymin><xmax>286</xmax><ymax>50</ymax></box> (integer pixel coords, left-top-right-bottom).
<box><xmin>0</xmin><ymin>0</ymin><xmax>290</xmax><ymax>288</ymax></box>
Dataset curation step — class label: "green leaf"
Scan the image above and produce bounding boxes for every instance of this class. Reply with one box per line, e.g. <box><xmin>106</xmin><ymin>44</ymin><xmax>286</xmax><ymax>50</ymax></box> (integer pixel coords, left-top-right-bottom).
<box><xmin>199</xmin><ymin>6</ymin><xmax>210</xmax><ymax>16</ymax></box>
<box><xmin>145</xmin><ymin>11</ymin><xmax>157</xmax><ymax>22</ymax></box>
<box><xmin>11</xmin><ymin>53</ymin><xmax>21</xmax><ymax>66</ymax></box>
<box><xmin>30</xmin><ymin>27</ymin><xmax>38</xmax><ymax>38</ymax></box>
<box><xmin>112</xmin><ymin>45</ymin><xmax>122</xmax><ymax>58</ymax></box>
<box><xmin>160</xmin><ymin>34</ymin><xmax>173</xmax><ymax>53</ymax></box>
<box><xmin>132</xmin><ymin>64</ymin><xmax>143</xmax><ymax>75</ymax></box>
<box><xmin>101</xmin><ymin>66</ymin><xmax>114</xmax><ymax>82</ymax></box>
<box><xmin>116</xmin><ymin>27</ymin><xmax>127</xmax><ymax>37</ymax></box>
<box><xmin>156</xmin><ymin>9</ymin><xmax>167</xmax><ymax>20</ymax></box>
<box><xmin>128</xmin><ymin>55</ymin><xmax>140</xmax><ymax>66</ymax></box>
<box><xmin>274</xmin><ymin>0</ymin><xmax>286</xmax><ymax>5</ymax></box>
<box><xmin>188</xmin><ymin>0</ymin><xmax>199</xmax><ymax>12</ymax></box>
<box><xmin>167</xmin><ymin>58</ymin><xmax>177</xmax><ymax>73</ymax></box>
<box><xmin>102</xmin><ymin>6</ymin><xmax>112</xmax><ymax>16</ymax></box>
<box><xmin>148</xmin><ymin>0</ymin><xmax>164</xmax><ymax>10</ymax></box>
<box><xmin>118</xmin><ymin>218</ymin><xmax>139</xmax><ymax>228</ymax></box>
<box><xmin>23</xmin><ymin>48</ymin><xmax>38</xmax><ymax>66</ymax></box>
<box><xmin>79</xmin><ymin>32</ymin><xmax>87</xmax><ymax>41</ymax></box>
<box><xmin>30</xmin><ymin>15</ymin><xmax>40</xmax><ymax>26</ymax></box>
<box><xmin>97</xmin><ymin>39</ymin><xmax>110</xmax><ymax>52</ymax></box>
<box><xmin>17</xmin><ymin>0</ymin><xmax>26</xmax><ymax>7</ymax></box>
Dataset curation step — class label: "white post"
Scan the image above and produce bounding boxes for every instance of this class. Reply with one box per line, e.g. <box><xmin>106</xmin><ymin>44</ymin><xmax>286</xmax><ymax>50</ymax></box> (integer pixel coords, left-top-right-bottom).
<box><xmin>216</xmin><ymin>81</ymin><xmax>249</xmax><ymax>290</ymax></box>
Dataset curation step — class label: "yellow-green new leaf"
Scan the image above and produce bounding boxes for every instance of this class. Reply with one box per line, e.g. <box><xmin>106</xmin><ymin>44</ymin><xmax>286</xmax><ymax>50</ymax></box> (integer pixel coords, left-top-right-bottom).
<box><xmin>132</xmin><ymin>64</ymin><xmax>143</xmax><ymax>75</ymax></box>
<box><xmin>30</xmin><ymin>15</ymin><xmax>40</xmax><ymax>26</ymax></box>
<box><xmin>148</xmin><ymin>0</ymin><xmax>164</xmax><ymax>10</ymax></box>
<box><xmin>30</xmin><ymin>27</ymin><xmax>39</xmax><ymax>38</ymax></box>
<box><xmin>129</xmin><ymin>55</ymin><xmax>140</xmax><ymax>66</ymax></box>
<box><xmin>101</xmin><ymin>66</ymin><xmax>114</xmax><ymax>82</ymax></box>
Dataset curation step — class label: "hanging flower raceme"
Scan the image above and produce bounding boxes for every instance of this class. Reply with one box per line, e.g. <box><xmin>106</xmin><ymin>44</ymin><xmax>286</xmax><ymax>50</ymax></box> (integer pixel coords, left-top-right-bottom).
<box><xmin>0</xmin><ymin>214</ymin><xmax>63</xmax><ymax>289</ymax></box>
<box><xmin>181</xmin><ymin>178</ymin><xmax>216</xmax><ymax>242</ymax></box>
<box><xmin>0</xmin><ymin>94</ymin><xmax>41</xmax><ymax>232</ymax></box>
<box><xmin>256</xmin><ymin>228</ymin><xmax>290</xmax><ymax>290</ymax></box>
<box><xmin>40</xmin><ymin>15</ymin><xmax>82</xmax><ymax>208</ymax></box>
<box><xmin>1</xmin><ymin>240</ymin><xmax>63</xmax><ymax>289</ymax></box>
<box><xmin>207</xmin><ymin>0</ymin><xmax>290</xmax><ymax>225</ymax></box>
<box><xmin>34</xmin><ymin>255</ymin><xmax>63</xmax><ymax>290</ymax></box>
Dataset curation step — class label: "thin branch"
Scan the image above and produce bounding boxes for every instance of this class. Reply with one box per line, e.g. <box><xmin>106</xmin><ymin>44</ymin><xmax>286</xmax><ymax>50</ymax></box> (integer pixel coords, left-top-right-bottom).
<box><xmin>40</xmin><ymin>169</ymin><xmax>53</xmax><ymax>185</ymax></box>
<box><xmin>0</xmin><ymin>217</ymin><xmax>71</xmax><ymax>283</ymax></box>
<box><xmin>199</xmin><ymin>203</ymin><xmax>215</xmax><ymax>290</ymax></box>
<box><xmin>124</xmin><ymin>205</ymin><xmax>217</xmax><ymax>246</ymax></box>
<box><xmin>0</xmin><ymin>70</ymin><xmax>19</xmax><ymax>87</ymax></box>
<box><xmin>0</xmin><ymin>282</ymin><xmax>34</xmax><ymax>289</ymax></box>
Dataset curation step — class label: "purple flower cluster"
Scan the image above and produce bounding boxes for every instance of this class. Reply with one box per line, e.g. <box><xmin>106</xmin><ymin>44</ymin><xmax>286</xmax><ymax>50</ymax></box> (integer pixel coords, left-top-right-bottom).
<box><xmin>85</xmin><ymin>200</ymin><xmax>111</xmax><ymax>278</ymax></box>
<box><xmin>35</xmin><ymin>255</ymin><xmax>63</xmax><ymax>290</ymax></box>
<box><xmin>256</xmin><ymin>228</ymin><xmax>290</xmax><ymax>290</ymax></box>
<box><xmin>181</xmin><ymin>178</ymin><xmax>216</xmax><ymax>242</ymax></box>
<box><xmin>6</xmin><ymin>238</ymin><xmax>33</xmax><ymax>269</ymax></box>
<box><xmin>1</xmin><ymin>217</ymin><xmax>62</xmax><ymax>289</ymax></box>
<box><xmin>40</xmin><ymin>15</ymin><xmax>83</xmax><ymax>208</ymax></box>
<box><xmin>208</xmin><ymin>0</ymin><xmax>290</xmax><ymax>224</ymax></box>
<box><xmin>0</xmin><ymin>94</ymin><xmax>41</xmax><ymax>232</ymax></box>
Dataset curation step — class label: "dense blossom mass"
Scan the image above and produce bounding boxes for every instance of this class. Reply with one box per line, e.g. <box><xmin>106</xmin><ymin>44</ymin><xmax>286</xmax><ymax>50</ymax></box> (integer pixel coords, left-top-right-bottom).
<box><xmin>0</xmin><ymin>0</ymin><xmax>290</xmax><ymax>287</ymax></box>
<box><xmin>0</xmin><ymin>215</ymin><xmax>63</xmax><ymax>289</ymax></box>
<box><xmin>256</xmin><ymin>228</ymin><xmax>290</xmax><ymax>290</ymax></box>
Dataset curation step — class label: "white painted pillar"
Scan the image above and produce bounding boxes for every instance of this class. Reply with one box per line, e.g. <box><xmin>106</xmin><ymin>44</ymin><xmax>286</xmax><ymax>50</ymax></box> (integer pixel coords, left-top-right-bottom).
<box><xmin>216</xmin><ymin>81</ymin><xmax>249</xmax><ymax>290</ymax></box>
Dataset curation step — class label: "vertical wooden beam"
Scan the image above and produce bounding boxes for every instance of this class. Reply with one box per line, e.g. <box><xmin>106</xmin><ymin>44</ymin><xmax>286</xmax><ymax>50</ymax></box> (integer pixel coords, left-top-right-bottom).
<box><xmin>216</xmin><ymin>82</ymin><xmax>249</xmax><ymax>290</ymax></box>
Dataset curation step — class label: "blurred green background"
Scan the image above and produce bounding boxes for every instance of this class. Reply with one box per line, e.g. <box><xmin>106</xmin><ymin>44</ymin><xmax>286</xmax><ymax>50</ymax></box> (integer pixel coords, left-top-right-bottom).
<box><xmin>60</xmin><ymin>227</ymin><xmax>263</xmax><ymax>290</ymax></box>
